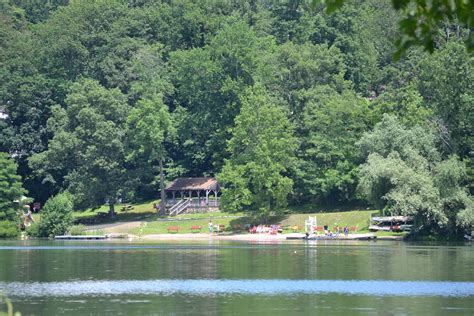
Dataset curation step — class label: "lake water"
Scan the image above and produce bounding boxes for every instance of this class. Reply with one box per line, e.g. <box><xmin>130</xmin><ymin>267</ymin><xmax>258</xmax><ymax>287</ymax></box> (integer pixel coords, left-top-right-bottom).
<box><xmin>0</xmin><ymin>239</ymin><xmax>473</xmax><ymax>315</ymax></box>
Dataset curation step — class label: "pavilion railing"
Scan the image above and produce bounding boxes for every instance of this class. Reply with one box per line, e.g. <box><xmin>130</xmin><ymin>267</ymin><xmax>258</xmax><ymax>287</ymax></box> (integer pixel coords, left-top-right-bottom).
<box><xmin>168</xmin><ymin>199</ymin><xmax>190</xmax><ymax>216</ymax></box>
<box><xmin>167</xmin><ymin>197</ymin><xmax>219</xmax><ymax>215</ymax></box>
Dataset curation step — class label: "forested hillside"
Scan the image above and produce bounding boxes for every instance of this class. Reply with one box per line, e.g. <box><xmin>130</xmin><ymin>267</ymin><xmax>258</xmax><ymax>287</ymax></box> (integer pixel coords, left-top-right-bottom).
<box><xmin>0</xmin><ymin>0</ymin><xmax>472</xmax><ymax>237</ymax></box>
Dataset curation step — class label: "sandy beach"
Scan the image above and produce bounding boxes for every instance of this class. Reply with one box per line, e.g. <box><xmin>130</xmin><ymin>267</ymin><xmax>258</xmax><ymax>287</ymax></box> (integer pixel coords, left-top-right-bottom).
<box><xmin>117</xmin><ymin>232</ymin><xmax>402</xmax><ymax>241</ymax></box>
<box><xmin>137</xmin><ymin>233</ymin><xmax>289</xmax><ymax>241</ymax></box>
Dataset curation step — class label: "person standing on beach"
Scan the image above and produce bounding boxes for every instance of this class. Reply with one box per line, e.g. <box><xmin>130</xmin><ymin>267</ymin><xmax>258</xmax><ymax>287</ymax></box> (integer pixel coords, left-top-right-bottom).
<box><xmin>209</xmin><ymin>220</ymin><xmax>213</xmax><ymax>233</ymax></box>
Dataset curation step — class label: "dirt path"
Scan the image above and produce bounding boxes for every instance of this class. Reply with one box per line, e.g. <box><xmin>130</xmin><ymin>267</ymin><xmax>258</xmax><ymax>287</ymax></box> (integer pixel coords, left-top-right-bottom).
<box><xmin>84</xmin><ymin>221</ymin><xmax>143</xmax><ymax>233</ymax></box>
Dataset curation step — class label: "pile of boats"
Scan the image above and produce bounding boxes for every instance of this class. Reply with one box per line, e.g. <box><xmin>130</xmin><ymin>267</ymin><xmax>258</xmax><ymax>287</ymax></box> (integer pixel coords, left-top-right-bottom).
<box><xmin>368</xmin><ymin>216</ymin><xmax>413</xmax><ymax>232</ymax></box>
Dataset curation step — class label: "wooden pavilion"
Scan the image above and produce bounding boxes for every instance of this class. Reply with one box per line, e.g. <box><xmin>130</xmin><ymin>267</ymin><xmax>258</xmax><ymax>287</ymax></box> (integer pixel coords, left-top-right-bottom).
<box><xmin>165</xmin><ymin>177</ymin><xmax>220</xmax><ymax>208</ymax></box>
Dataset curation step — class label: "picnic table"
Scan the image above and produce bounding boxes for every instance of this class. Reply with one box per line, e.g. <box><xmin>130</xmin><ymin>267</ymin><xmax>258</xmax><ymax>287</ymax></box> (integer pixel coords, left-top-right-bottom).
<box><xmin>190</xmin><ymin>225</ymin><xmax>202</xmax><ymax>233</ymax></box>
<box><xmin>167</xmin><ymin>226</ymin><xmax>180</xmax><ymax>233</ymax></box>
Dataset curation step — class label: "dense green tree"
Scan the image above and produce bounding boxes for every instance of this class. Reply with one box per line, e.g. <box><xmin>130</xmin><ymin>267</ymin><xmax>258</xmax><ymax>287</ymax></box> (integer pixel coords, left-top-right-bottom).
<box><xmin>434</xmin><ymin>156</ymin><xmax>473</xmax><ymax>234</ymax></box>
<box><xmin>126</xmin><ymin>94</ymin><xmax>175</xmax><ymax>212</ymax></box>
<box><xmin>0</xmin><ymin>151</ymin><xmax>25</xmax><ymax>238</ymax></box>
<box><xmin>29</xmin><ymin>79</ymin><xmax>129</xmax><ymax>217</ymax></box>
<box><xmin>418</xmin><ymin>40</ymin><xmax>473</xmax><ymax>159</ymax></box>
<box><xmin>219</xmin><ymin>86</ymin><xmax>296</xmax><ymax>220</ymax></box>
<box><xmin>370</xmin><ymin>84</ymin><xmax>433</xmax><ymax>127</ymax></box>
<box><xmin>358</xmin><ymin>115</ymin><xmax>473</xmax><ymax>237</ymax></box>
<box><xmin>170</xmin><ymin>20</ymin><xmax>276</xmax><ymax>174</ymax></box>
<box><xmin>268</xmin><ymin>0</ymin><xmax>310</xmax><ymax>44</ymax></box>
<box><xmin>294</xmin><ymin>88</ymin><xmax>369</xmax><ymax>204</ymax></box>
<box><xmin>318</xmin><ymin>3</ymin><xmax>379</xmax><ymax>93</ymax></box>
<box><xmin>359</xmin><ymin>151</ymin><xmax>442</xmax><ymax>222</ymax></box>
<box><xmin>272</xmin><ymin>42</ymin><xmax>348</xmax><ymax>117</ymax></box>
<box><xmin>0</xmin><ymin>10</ymin><xmax>61</xmax><ymax>201</ymax></box>
<box><xmin>0</xmin><ymin>152</ymin><xmax>27</xmax><ymax>222</ymax></box>
<box><xmin>169</xmin><ymin>47</ymin><xmax>223</xmax><ymax>175</ymax></box>
<box><xmin>313</xmin><ymin>0</ymin><xmax>474</xmax><ymax>55</ymax></box>
<box><xmin>266</xmin><ymin>1</ymin><xmax>381</xmax><ymax>93</ymax></box>
<box><xmin>128</xmin><ymin>44</ymin><xmax>173</xmax><ymax>101</ymax></box>
<box><xmin>8</xmin><ymin>0</ymin><xmax>69</xmax><ymax>24</ymax></box>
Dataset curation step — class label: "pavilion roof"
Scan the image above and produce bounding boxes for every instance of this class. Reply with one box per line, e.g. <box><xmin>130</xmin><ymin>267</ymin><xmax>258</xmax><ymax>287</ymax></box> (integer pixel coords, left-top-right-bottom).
<box><xmin>165</xmin><ymin>177</ymin><xmax>219</xmax><ymax>191</ymax></box>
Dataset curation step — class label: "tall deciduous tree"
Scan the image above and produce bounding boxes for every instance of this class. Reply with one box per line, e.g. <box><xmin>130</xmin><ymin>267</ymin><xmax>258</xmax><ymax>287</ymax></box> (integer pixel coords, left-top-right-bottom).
<box><xmin>358</xmin><ymin>115</ymin><xmax>473</xmax><ymax>237</ymax></box>
<box><xmin>418</xmin><ymin>40</ymin><xmax>473</xmax><ymax>159</ymax></box>
<box><xmin>126</xmin><ymin>95</ymin><xmax>175</xmax><ymax>214</ymax></box>
<box><xmin>294</xmin><ymin>88</ymin><xmax>369</xmax><ymax>204</ymax></box>
<box><xmin>219</xmin><ymin>86</ymin><xmax>296</xmax><ymax>221</ymax></box>
<box><xmin>170</xmin><ymin>20</ymin><xmax>276</xmax><ymax>174</ymax></box>
<box><xmin>29</xmin><ymin>79</ymin><xmax>129</xmax><ymax>217</ymax></box>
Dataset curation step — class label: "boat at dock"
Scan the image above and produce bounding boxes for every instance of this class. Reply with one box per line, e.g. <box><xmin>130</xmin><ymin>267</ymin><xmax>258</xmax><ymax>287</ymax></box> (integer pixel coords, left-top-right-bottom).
<box><xmin>54</xmin><ymin>233</ymin><xmax>129</xmax><ymax>240</ymax></box>
<box><xmin>54</xmin><ymin>235</ymin><xmax>107</xmax><ymax>240</ymax></box>
<box><xmin>369</xmin><ymin>216</ymin><xmax>413</xmax><ymax>232</ymax></box>
<box><xmin>286</xmin><ymin>233</ymin><xmax>377</xmax><ymax>241</ymax></box>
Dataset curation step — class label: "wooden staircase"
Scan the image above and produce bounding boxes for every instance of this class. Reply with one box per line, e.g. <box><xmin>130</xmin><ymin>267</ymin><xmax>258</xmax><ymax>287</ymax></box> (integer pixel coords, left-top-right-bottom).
<box><xmin>168</xmin><ymin>199</ymin><xmax>191</xmax><ymax>216</ymax></box>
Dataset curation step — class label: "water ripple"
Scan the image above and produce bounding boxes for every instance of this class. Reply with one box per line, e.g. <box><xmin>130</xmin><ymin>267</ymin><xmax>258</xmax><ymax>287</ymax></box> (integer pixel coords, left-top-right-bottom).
<box><xmin>1</xmin><ymin>279</ymin><xmax>473</xmax><ymax>297</ymax></box>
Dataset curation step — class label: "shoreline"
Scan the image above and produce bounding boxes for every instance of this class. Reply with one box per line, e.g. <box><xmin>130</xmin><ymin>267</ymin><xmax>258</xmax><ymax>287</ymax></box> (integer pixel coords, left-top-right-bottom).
<box><xmin>126</xmin><ymin>233</ymin><xmax>404</xmax><ymax>241</ymax></box>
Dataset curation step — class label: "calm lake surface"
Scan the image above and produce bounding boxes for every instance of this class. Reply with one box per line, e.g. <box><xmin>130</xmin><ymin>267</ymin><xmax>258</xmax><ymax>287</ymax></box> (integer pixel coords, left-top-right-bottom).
<box><xmin>0</xmin><ymin>239</ymin><xmax>473</xmax><ymax>315</ymax></box>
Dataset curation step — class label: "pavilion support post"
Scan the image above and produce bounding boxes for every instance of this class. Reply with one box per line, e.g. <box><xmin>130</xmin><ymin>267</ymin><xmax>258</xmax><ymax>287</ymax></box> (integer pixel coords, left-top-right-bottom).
<box><xmin>188</xmin><ymin>190</ymin><xmax>193</xmax><ymax>213</ymax></box>
<box><xmin>180</xmin><ymin>190</ymin><xmax>184</xmax><ymax>200</ymax></box>
<box><xmin>172</xmin><ymin>191</ymin><xmax>176</xmax><ymax>204</ymax></box>
<box><xmin>213</xmin><ymin>190</ymin><xmax>218</xmax><ymax>204</ymax></box>
<box><xmin>206</xmin><ymin>190</ymin><xmax>209</xmax><ymax>206</ymax></box>
<box><xmin>197</xmin><ymin>191</ymin><xmax>201</xmax><ymax>208</ymax></box>
<box><xmin>159</xmin><ymin>158</ymin><xmax>165</xmax><ymax>215</ymax></box>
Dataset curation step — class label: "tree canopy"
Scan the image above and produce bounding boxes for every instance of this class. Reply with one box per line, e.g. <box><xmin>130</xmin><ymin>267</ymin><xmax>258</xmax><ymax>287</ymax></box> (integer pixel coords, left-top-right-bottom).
<box><xmin>313</xmin><ymin>0</ymin><xmax>474</xmax><ymax>57</ymax></box>
<box><xmin>358</xmin><ymin>115</ymin><xmax>473</xmax><ymax>237</ymax></box>
<box><xmin>0</xmin><ymin>0</ymin><xmax>472</xmax><ymax>237</ymax></box>
<box><xmin>219</xmin><ymin>86</ymin><xmax>296</xmax><ymax>220</ymax></box>
<box><xmin>29</xmin><ymin>79</ymin><xmax>129</xmax><ymax>216</ymax></box>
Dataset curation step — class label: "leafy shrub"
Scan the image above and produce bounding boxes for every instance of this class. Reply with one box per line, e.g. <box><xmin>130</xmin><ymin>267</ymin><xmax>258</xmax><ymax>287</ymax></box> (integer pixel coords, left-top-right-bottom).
<box><xmin>0</xmin><ymin>220</ymin><xmax>19</xmax><ymax>238</ymax></box>
<box><xmin>25</xmin><ymin>222</ymin><xmax>40</xmax><ymax>237</ymax></box>
<box><xmin>85</xmin><ymin>229</ymin><xmax>104</xmax><ymax>236</ymax></box>
<box><xmin>38</xmin><ymin>192</ymin><xmax>74</xmax><ymax>237</ymax></box>
<box><xmin>69</xmin><ymin>225</ymin><xmax>86</xmax><ymax>236</ymax></box>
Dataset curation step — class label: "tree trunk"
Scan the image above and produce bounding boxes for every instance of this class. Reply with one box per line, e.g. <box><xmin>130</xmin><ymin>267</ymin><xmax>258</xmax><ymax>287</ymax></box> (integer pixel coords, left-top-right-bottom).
<box><xmin>159</xmin><ymin>157</ymin><xmax>166</xmax><ymax>215</ymax></box>
<box><xmin>109</xmin><ymin>202</ymin><xmax>116</xmax><ymax>219</ymax></box>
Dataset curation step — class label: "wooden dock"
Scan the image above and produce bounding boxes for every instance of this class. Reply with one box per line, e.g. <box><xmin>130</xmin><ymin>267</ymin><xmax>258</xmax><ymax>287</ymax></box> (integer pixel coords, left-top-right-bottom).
<box><xmin>286</xmin><ymin>233</ymin><xmax>377</xmax><ymax>241</ymax></box>
<box><xmin>54</xmin><ymin>235</ymin><xmax>107</xmax><ymax>240</ymax></box>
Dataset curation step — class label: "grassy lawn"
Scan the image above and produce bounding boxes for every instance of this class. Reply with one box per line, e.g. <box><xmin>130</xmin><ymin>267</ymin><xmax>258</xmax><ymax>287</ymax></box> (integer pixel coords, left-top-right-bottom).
<box><xmin>72</xmin><ymin>199</ymin><xmax>227</xmax><ymax>223</ymax></box>
<box><xmin>69</xmin><ymin>200</ymin><xmax>397</xmax><ymax>236</ymax></box>
<box><xmin>131</xmin><ymin>216</ymin><xmax>243</xmax><ymax>235</ymax></box>
<box><xmin>73</xmin><ymin>200</ymin><xmax>160</xmax><ymax>222</ymax></box>
<box><xmin>127</xmin><ymin>210</ymin><xmax>379</xmax><ymax>235</ymax></box>
<box><xmin>279</xmin><ymin>210</ymin><xmax>378</xmax><ymax>232</ymax></box>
